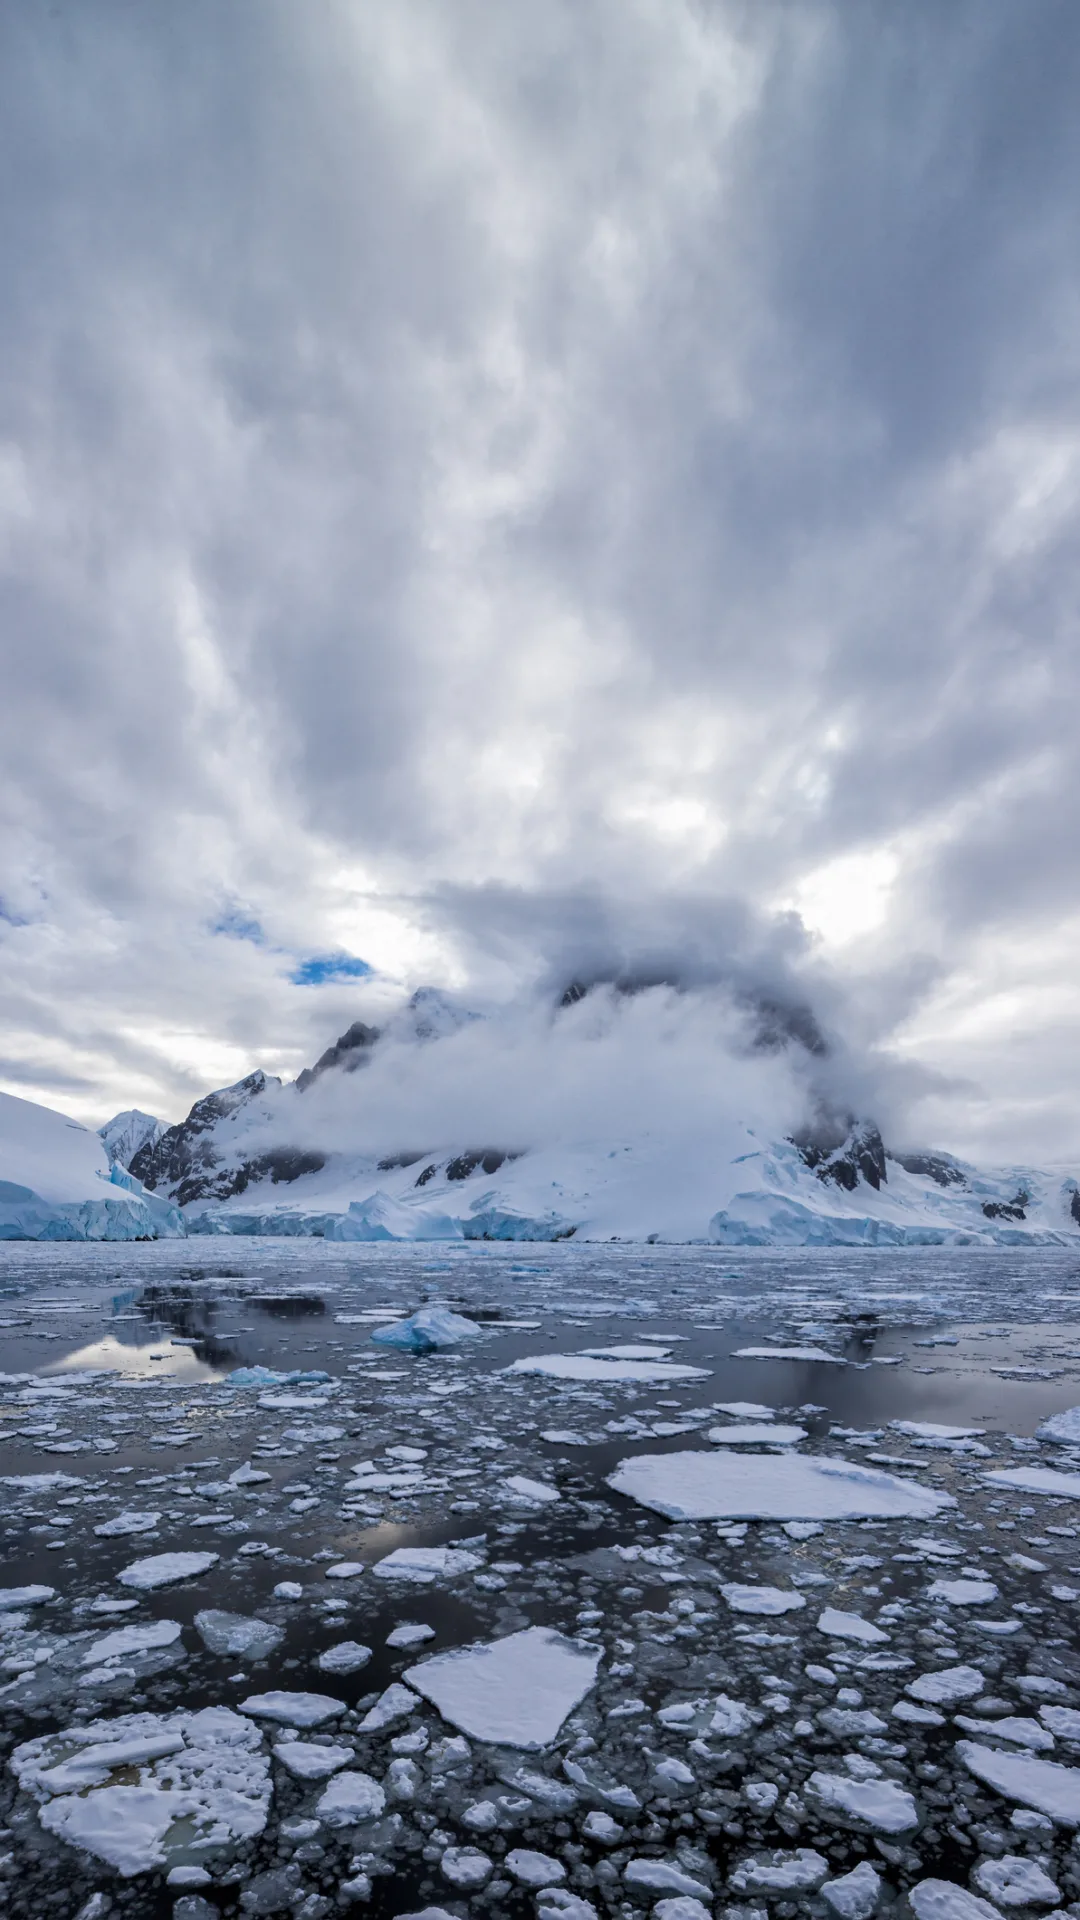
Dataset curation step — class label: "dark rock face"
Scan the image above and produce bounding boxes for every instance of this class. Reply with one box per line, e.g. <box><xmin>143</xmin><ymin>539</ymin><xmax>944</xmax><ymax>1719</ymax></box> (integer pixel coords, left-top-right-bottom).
<box><xmin>557</xmin><ymin>975</ymin><xmax>828</xmax><ymax>1058</ymax></box>
<box><xmin>983</xmin><ymin>1190</ymin><xmax>1030</xmax><ymax>1222</ymax></box>
<box><xmin>445</xmin><ymin>1149</ymin><xmax>521</xmax><ymax>1181</ymax></box>
<box><xmin>295</xmin><ymin>1021</ymin><xmax>380</xmax><ymax>1091</ymax></box>
<box><xmin>891</xmin><ymin>1151</ymin><xmax>967</xmax><ymax>1188</ymax></box>
<box><xmin>129</xmin><ymin>1071</ymin><xmax>279</xmax><ymax>1198</ymax></box>
<box><xmin>792</xmin><ymin>1118</ymin><xmax>888</xmax><ymax>1191</ymax></box>
<box><xmin>1072</xmin><ymin>1188</ymin><xmax>1080</xmax><ymax>1227</ymax></box>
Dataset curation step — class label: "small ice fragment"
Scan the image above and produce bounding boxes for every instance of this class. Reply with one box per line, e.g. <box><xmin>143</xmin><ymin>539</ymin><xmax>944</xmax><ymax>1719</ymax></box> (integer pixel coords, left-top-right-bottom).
<box><xmin>729</xmin><ymin>1849</ymin><xmax>829</xmax><ymax>1893</ymax></box>
<box><xmin>817</xmin><ymin>1608</ymin><xmax>889</xmax><ymax>1645</ymax></box>
<box><xmin>971</xmin><ymin>1854</ymin><xmax>1060</xmax><ymax>1908</ymax></box>
<box><xmin>927</xmin><ymin>1578</ymin><xmax>998</xmax><ymax>1606</ymax></box>
<box><xmin>893</xmin><ymin>1701</ymin><xmax>945</xmax><ymax>1726</ymax></box>
<box><xmin>240</xmin><ymin>1690</ymin><xmax>344</xmax><ymax>1727</ymax></box>
<box><xmin>0</xmin><ymin>1586</ymin><xmax>55</xmax><ymax>1609</ymax></box>
<box><xmin>889</xmin><ymin>1421</ymin><xmax>984</xmax><ymax>1440</ymax></box>
<box><xmin>821</xmin><ymin>1860</ymin><xmax>882</xmax><ymax>1919</ymax></box>
<box><xmin>906</xmin><ymin>1665</ymin><xmax>985</xmax><ymax>1706</ymax></box>
<box><xmin>732</xmin><ymin>1346</ymin><xmax>847</xmax><ymax>1364</ymax></box>
<box><xmin>653</xmin><ymin>1901</ymin><xmax>710</xmax><ymax>1920</ymax></box>
<box><xmin>583</xmin><ymin>1810</ymin><xmax>622</xmax><ymax>1842</ymax></box>
<box><xmin>784</xmin><ymin>1521</ymin><xmax>823</xmax><ymax>1539</ymax></box>
<box><xmin>318</xmin><ymin>1641</ymin><xmax>372</xmax><ymax>1674</ymax></box>
<box><xmin>273</xmin><ymin>1582</ymin><xmax>303</xmax><ymax>1600</ymax></box>
<box><xmin>503</xmin><ymin>1476</ymin><xmax>560</xmax><ymax>1503</ymax></box>
<box><xmin>273</xmin><ymin>1740</ymin><xmax>353</xmax><ymax>1780</ymax></box>
<box><xmin>118</xmin><ymin>1551</ymin><xmax>218</xmax><ymax>1590</ymax></box>
<box><xmin>324</xmin><ymin>1562</ymin><xmax>365</xmax><ymax>1580</ymax></box>
<box><xmin>710</xmin><ymin>1694</ymin><xmax>755</xmax><ymax>1736</ymax></box>
<box><xmin>359</xmin><ymin>1683</ymin><xmax>419</xmax><ymax>1731</ymax></box>
<box><xmin>909</xmin><ymin>1883</ymin><xmax>1009</xmax><ymax>1919</ymax></box>
<box><xmin>439</xmin><ymin>1845</ymin><xmax>493</xmax><ymax>1887</ymax></box>
<box><xmin>373</xmin><ymin>1547</ymin><xmax>482</xmax><ymax>1583</ymax></box>
<box><xmin>93</xmin><ymin>1510</ymin><xmax>162</xmax><ymax>1537</ymax></box>
<box><xmin>708</xmin><ymin>1424</ymin><xmax>805</xmax><ymax>1446</ymax></box>
<box><xmin>506</xmin><ymin>1848</ymin><xmax>566</xmax><ymax>1885</ymax></box>
<box><xmin>1040</xmin><ymin>1706</ymin><xmax>1080</xmax><ymax>1740</ymax></box>
<box><xmin>624</xmin><ymin>1860</ymin><xmax>711</xmax><ymax>1899</ymax></box>
<box><xmin>316</xmin><ymin>1769</ymin><xmax>385</xmax><ymax>1825</ymax></box>
<box><xmin>715</xmin><ymin>1402</ymin><xmax>774</xmax><ymax>1418</ymax></box>
<box><xmin>406</xmin><ymin>1626</ymin><xmax>600</xmax><ymax>1748</ymax></box>
<box><xmin>386</xmin><ymin>1622</ymin><xmax>436</xmax><ymax>1647</ymax></box>
<box><xmin>804</xmin><ymin>1771</ymin><xmax>918</xmax><ymax>1832</ymax></box>
<box><xmin>194</xmin><ymin>1611</ymin><xmax>283</xmax><ymax>1659</ymax></box>
<box><xmin>720</xmin><ymin>1584</ymin><xmax>806</xmax><ymax>1616</ymax></box>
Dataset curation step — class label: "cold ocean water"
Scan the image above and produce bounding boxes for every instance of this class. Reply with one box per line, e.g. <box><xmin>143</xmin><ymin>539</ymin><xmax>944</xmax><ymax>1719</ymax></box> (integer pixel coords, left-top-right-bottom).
<box><xmin>4</xmin><ymin>1242</ymin><xmax>1080</xmax><ymax>1919</ymax></box>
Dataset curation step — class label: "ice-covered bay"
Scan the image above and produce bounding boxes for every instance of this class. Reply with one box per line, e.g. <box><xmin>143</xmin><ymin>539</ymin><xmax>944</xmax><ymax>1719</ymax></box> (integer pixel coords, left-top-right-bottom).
<box><xmin>2</xmin><ymin>1238</ymin><xmax>1080</xmax><ymax>1916</ymax></box>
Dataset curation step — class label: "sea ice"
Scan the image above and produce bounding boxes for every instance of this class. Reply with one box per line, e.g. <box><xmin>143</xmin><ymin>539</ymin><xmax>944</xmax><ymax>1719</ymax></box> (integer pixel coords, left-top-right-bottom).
<box><xmin>817</xmin><ymin>1608</ymin><xmax>889</xmax><ymax>1644</ymax></box>
<box><xmin>623</xmin><ymin>1860</ymin><xmax>711</xmax><ymax>1898</ymax></box>
<box><xmin>729</xmin><ymin>1848</ymin><xmax>829</xmax><ymax>1892</ymax></box>
<box><xmin>405</xmin><ymin>1626</ymin><xmax>601</xmax><ymax>1748</ymax></box>
<box><xmin>359</xmin><ymin>1683</ymin><xmax>420</xmax><ymax>1730</ymax></box>
<box><xmin>889</xmin><ymin>1421</ymin><xmax>984</xmax><ymax>1440</ymax></box>
<box><xmin>316</xmin><ymin>1769</ymin><xmax>386</xmax><ymax>1825</ymax></box>
<box><xmin>707</xmin><ymin>1424</ymin><xmax>806</xmax><ymax>1446</ymax></box>
<box><xmin>239</xmin><ymin>1691</ymin><xmax>345</xmax><ymax>1728</ymax></box>
<box><xmin>386</xmin><ymin>1622</ymin><xmax>436</xmax><ymax>1648</ymax></box>
<box><xmin>317</xmin><ymin>1640</ymin><xmax>372</xmax><ymax>1674</ymax></box>
<box><xmin>908</xmin><ymin>1884</ymin><xmax>1001</xmax><ymax>1920</ymax></box>
<box><xmin>373</xmin><ymin>1547</ymin><xmax>482</xmax><ymax>1583</ymax></box>
<box><xmin>0</xmin><ymin>1585</ymin><xmax>55</xmax><ymax>1609</ymax></box>
<box><xmin>983</xmin><ymin>1467</ymin><xmax>1080</xmax><ymax>1498</ymax></box>
<box><xmin>505</xmin><ymin>1353</ymin><xmax>709</xmax><ymax>1383</ymax></box>
<box><xmin>194</xmin><ymin>1612</ymin><xmax>284</xmax><ymax>1659</ymax></box>
<box><xmin>82</xmin><ymin>1620</ymin><xmax>182</xmax><ymax>1664</ymax></box>
<box><xmin>956</xmin><ymin>1740</ymin><xmax>1080</xmax><ymax>1823</ymax></box>
<box><xmin>733</xmin><ymin>1346</ymin><xmax>847</xmax><ymax>1364</ymax></box>
<box><xmin>272</xmin><ymin>1740</ymin><xmax>353</xmax><ymax>1780</ymax></box>
<box><xmin>715</xmin><ymin>1402</ymin><xmax>775</xmax><ymax>1417</ymax></box>
<box><xmin>372</xmin><ymin>1307</ymin><xmax>481</xmax><ymax>1352</ymax></box>
<box><xmin>821</xmin><ymin>1860</ymin><xmax>882</xmax><ymax>1919</ymax></box>
<box><xmin>1036</xmin><ymin>1407</ymin><xmax>1080</xmax><ymax>1444</ymax></box>
<box><xmin>506</xmin><ymin>1847</ymin><xmax>566</xmax><ymax>1885</ymax></box>
<box><xmin>927</xmin><ymin>1578</ymin><xmax>999</xmax><ymax>1606</ymax></box>
<box><xmin>439</xmin><ymin>1846</ymin><xmax>493</xmax><ymax>1887</ymax></box>
<box><xmin>906</xmin><ymin>1666</ymin><xmax>985</xmax><ymax>1706</ymax></box>
<box><xmin>720</xmin><ymin>1584</ymin><xmax>806</xmax><ymax>1616</ymax></box>
<box><xmin>93</xmin><ymin>1510</ymin><xmax>162</xmax><ymax>1537</ymax></box>
<box><xmin>606</xmin><ymin>1450</ymin><xmax>954</xmax><ymax>1521</ymax></box>
<box><xmin>971</xmin><ymin>1854</ymin><xmax>1061</xmax><ymax>1907</ymax></box>
<box><xmin>117</xmin><ymin>1551</ymin><xmax>219</xmax><ymax>1590</ymax></box>
<box><xmin>503</xmin><ymin>1475</ymin><xmax>561</xmax><ymax>1502</ymax></box>
<box><xmin>804</xmin><ymin>1771</ymin><xmax>918</xmax><ymax>1832</ymax></box>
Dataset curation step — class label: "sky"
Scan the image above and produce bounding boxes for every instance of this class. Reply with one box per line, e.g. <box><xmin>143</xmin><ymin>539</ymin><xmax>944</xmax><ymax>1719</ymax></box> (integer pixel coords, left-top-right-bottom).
<box><xmin>1</xmin><ymin>0</ymin><xmax>1079</xmax><ymax>1163</ymax></box>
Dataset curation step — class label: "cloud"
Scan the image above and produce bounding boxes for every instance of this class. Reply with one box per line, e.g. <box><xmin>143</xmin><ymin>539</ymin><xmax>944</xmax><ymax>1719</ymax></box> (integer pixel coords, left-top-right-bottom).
<box><xmin>0</xmin><ymin>1</ymin><xmax>1077</xmax><ymax>1157</ymax></box>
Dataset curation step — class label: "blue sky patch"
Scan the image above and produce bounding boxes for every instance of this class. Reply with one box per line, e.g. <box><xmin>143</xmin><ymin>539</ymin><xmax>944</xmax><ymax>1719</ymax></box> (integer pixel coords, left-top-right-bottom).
<box><xmin>290</xmin><ymin>953</ymin><xmax>372</xmax><ymax>987</ymax></box>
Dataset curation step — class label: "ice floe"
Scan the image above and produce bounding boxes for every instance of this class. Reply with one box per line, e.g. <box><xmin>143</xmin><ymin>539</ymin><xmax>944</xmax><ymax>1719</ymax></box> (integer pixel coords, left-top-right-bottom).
<box><xmin>504</xmin><ymin>1352</ymin><xmax>710</xmax><ymax>1383</ymax></box>
<box><xmin>117</xmin><ymin>1551</ymin><xmax>219</xmax><ymax>1590</ymax></box>
<box><xmin>405</xmin><ymin>1626</ymin><xmax>601</xmax><ymax>1747</ymax></box>
<box><xmin>956</xmin><ymin>1739</ymin><xmax>1080</xmax><ymax>1823</ymax></box>
<box><xmin>607</xmin><ymin>1449</ymin><xmax>954</xmax><ymax>1521</ymax></box>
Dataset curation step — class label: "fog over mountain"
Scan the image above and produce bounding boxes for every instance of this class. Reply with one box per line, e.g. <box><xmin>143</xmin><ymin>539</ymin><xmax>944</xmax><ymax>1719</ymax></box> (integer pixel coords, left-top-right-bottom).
<box><xmin>2</xmin><ymin>2</ymin><xmax>1079</xmax><ymax>1160</ymax></box>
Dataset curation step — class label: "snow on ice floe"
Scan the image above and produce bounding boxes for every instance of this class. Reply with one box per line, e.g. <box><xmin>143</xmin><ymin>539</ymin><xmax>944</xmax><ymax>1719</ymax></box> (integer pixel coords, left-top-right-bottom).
<box><xmin>715</xmin><ymin>1401</ymin><xmax>775</xmax><ymax>1418</ymax></box>
<box><xmin>606</xmin><ymin>1449</ymin><xmax>954</xmax><ymax>1521</ymax></box>
<box><xmin>193</xmin><ymin>1611</ymin><xmax>284</xmax><ymax>1659</ymax></box>
<box><xmin>972</xmin><ymin>1854</ymin><xmax>1062</xmax><ymax>1907</ymax></box>
<box><xmin>720</xmin><ymin>1584</ymin><xmax>806</xmax><ymax>1616</ymax></box>
<box><xmin>317</xmin><ymin>1640</ymin><xmax>372</xmax><ymax>1674</ymax></box>
<box><xmin>906</xmin><ymin>1666</ymin><xmax>985</xmax><ymax>1706</ymax></box>
<box><xmin>239</xmin><ymin>1691</ymin><xmax>345</xmax><ymax>1728</ymax></box>
<box><xmin>889</xmin><ymin>1421</ymin><xmax>984</xmax><ymax>1440</ymax></box>
<box><xmin>927</xmin><ymin>1577</ymin><xmax>999</xmax><ymax>1606</ymax></box>
<box><xmin>820</xmin><ymin>1860</ymin><xmax>882</xmax><ymax>1919</ymax></box>
<box><xmin>707</xmin><ymin>1423</ymin><xmax>805</xmax><ymax>1446</ymax></box>
<box><xmin>817</xmin><ymin>1608</ymin><xmax>890</xmax><ymax>1645</ymax></box>
<box><xmin>117</xmin><ymin>1551</ymin><xmax>219</xmax><ymax>1590</ymax></box>
<box><xmin>272</xmin><ymin>1740</ymin><xmax>353</xmax><ymax>1780</ymax></box>
<box><xmin>82</xmin><ymin>1620</ymin><xmax>182</xmax><ymax>1665</ymax></box>
<box><xmin>373</xmin><ymin>1547</ymin><xmax>483</xmax><ymax>1583</ymax></box>
<box><xmin>729</xmin><ymin>1848</ymin><xmax>829</xmax><ymax>1893</ymax></box>
<box><xmin>804</xmin><ymin>1770</ymin><xmax>918</xmax><ymax>1833</ymax></box>
<box><xmin>1037</xmin><ymin>1406</ymin><xmax>1080</xmax><ymax>1444</ymax></box>
<box><xmin>956</xmin><ymin>1740</ymin><xmax>1080</xmax><ymax>1824</ymax></box>
<box><xmin>0</xmin><ymin>1585</ymin><xmax>54</xmax><ymax>1609</ymax></box>
<box><xmin>316</xmin><ymin>1769</ymin><xmax>385</xmax><ymax>1825</ymax></box>
<box><xmin>983</xmin><ymin>1466</ymin><xmax>1080</xmax><ymax>1498</ymax></box>
<box><xmin>732</xmin><ymin>1346</ymin><xmax>848</xmax><ymax>1364</ymax></box>
<box><xmin>908</xmin><ymin>1883</ymin><xmax>1002</xmax><ymax>1920</ymax></box>
<box><xmin>405</xmin><ymin>1626</ymin><xmax>601</xmax><ymax>1748</ymax></box>
<box><xmin>10</xmin><ymin>1706</ymin><xmax>270</xmax><ymax>1876</ymax></box>
<box><xmin>504</xmin><ymin>1353</ymin><xmax>709</xmax><ymax>1383</ymax></box>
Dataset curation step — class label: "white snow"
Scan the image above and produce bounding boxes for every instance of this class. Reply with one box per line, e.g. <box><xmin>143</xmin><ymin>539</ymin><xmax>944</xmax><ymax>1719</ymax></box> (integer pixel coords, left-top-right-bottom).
<box><xmin>708</xmin><ymin>1424</ymin><xmax>806</xmax><ymax>1446</ymax></box>
<box><xmin>405</xmin><ymin>1626</ymin><xmax>601</xmax><ymax>1748</ymax></box>
<box><xmin>117</xmin><ymin>1551</ymin><xmax>219</xmax><ymax>1590</ymax></box>
<box><xmin>316</xmin><ymin>1769</ymin><xmax>386</xmax><ymax>1825</ymax></box>
<box><xmin>804</xmin><ymin>1770</ymin><xmax>918</xmax><ymax>1832</ymax></box>
<box><xmin>0</xmin><ymin>1585</ymin><xmax>55</xmax><ymax>1609</ymax></box>
<box><xmin>82</xmin><ymin>1620</ymin><xmax>182</xmax><ymax>1665</ymax></box>
<box><xmin>971</xmin><ymin>1854</ymin><xmax>1061</xmax><ymax>1908</ymax></box>
<box><xmin>317</xmin><ymin>1640</ymin><xmax>372</xmax><ymax>1674</ymax></box>
<box><xmin>606</xmin><ymin>1449</ymin><xmax>954</xmax><ymax>1521</ymax></box>
<box><xmin>503</xmin><ymin>1475</ymin><xmax>561</xmax><ymax>1503</ymax></box>
<box><xmin>720</xmin><ymin>1584</ymin><xmax>806</xmax><ymax>1616</ymax></box>
<box><xmin>239</xmin><ymin>1691</ymin><xmax>345</xmax><ymax>1728</ymax></box>
<box><xmin>729</xmin><ymin>1849</ymin><xmax>829</xmax><ymax>1892</ymax></box>
<box><xmin>506</xmin><ymin>1848</ymin><xmax>566</xmax><ymax>1885</ymax></box>
<box><xmin>373</xmin><ymin>1547</ymin><xmax>483</xmax><ymax>1583</ymax></box>
<box><xmin>1037</xmin><ymin>1407</ymin><xmax>1080</xmax><ymax>1444</ymax></box>
<box><xmin>817</xmin><ymin>1608</ymin><xmax>890</xmax><ymax>1645</ymax></box>
<box><xmin>359</xmin><ymin>1683</ymin><xmax>420</xmax><ymax>1731</ymax></box>
<box><xmin>386</xmin><ymin>1622</ymin><xmax>436</xmax><ymax>1648</ymax></box>
<box><xmin>927</xmin><ymin>1578</ymin><xmax>999</xmax><ymax>1606</ymax></box>
<box><xmin>439</xmin><ymin>1846</ymin><xmax>493</xmax><ymax>1887</ymax></box>
<box><xmin>821</xmin><ymin>1860</ymin><xmax>882</xmax><ymax>1919</ymax></box>
<box><xmin>956</xmin><ymin>1740</ymin><xmax>1080</xmax><ymax>1824</ymax></box>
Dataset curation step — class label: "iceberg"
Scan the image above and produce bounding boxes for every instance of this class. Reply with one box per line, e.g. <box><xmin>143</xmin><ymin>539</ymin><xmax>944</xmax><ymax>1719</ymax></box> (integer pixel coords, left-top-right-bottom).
<box><xmin>372</xmin><ymin>1306</ymin><xmax>481</xmax><ymax>1352</ymax></box>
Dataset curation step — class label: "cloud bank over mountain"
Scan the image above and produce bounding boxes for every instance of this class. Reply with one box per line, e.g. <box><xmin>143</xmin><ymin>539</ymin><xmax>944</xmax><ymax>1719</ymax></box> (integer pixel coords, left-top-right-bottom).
<box><xmin>1</xmin><ymin>1</ymin><xmax>1079</xmax><ymax>1158</ymax></box>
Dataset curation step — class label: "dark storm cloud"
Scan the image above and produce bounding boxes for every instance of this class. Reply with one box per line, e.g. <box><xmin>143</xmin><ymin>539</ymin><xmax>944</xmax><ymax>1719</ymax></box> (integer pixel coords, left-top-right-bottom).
<box><xmin>0</xmin><ymin>0</ymin><xmax>1077</xmax><ymax>1149</ymax></box>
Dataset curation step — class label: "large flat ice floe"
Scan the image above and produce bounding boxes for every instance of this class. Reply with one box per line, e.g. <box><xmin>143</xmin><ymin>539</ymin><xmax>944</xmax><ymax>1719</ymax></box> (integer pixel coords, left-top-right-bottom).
<box><xmin>504</xmin><ymin>1353</ymin><xmax>710</xmax><ymax>1383</ymax></box>
<box><xmin>956</xmin><ymin>1740</ymin><xmax>1080</xmax><ymax>1824</ymax></box>
<box><xmin>10</xmin><ymin>1707</ymin><xmax>270</xmax><ymax>1876</ymax></box>
<box><xmin>404</xmin><ymin>1626</ymin><xmax>601</xmax><ymax>1748</ymax></box>
<box><xmin>983</xmin><ymin>1466</ymin><xmax>1080</xmax><ymax>1499</ymax></box>
<box><xmin>606</xmin><ymin>1449</ymin><xmax>955</xmax><ymax>1521</ymax></box>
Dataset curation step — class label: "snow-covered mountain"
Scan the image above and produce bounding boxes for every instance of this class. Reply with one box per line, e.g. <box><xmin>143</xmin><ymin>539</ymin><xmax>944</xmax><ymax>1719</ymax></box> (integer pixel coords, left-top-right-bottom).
<box><xmin>98</xmin><ymin>1107</ymin><xmax>165</xmax><ymax>1169</ymax></box>
<box><xmin>4</xmin><ymin>984</ymin><xmax>1080</xmax><ymax>1243</ymax></box>
<box><xmin>0</xmin><ymin>1091</ymin><xmax>183</xmax><ymax>1241</ymax></box>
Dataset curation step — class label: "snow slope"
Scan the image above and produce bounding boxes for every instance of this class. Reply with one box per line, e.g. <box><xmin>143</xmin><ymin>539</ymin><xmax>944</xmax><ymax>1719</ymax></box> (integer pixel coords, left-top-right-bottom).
<box><xmin>99</xmin><ymin>1109</ymin><xmax>165</xmax><ymax>1170</ymax></box>
<box><xmin>0</xmin><ymin>1091</ymin><xmax>183</xmax><ymax>1241</ymax></box>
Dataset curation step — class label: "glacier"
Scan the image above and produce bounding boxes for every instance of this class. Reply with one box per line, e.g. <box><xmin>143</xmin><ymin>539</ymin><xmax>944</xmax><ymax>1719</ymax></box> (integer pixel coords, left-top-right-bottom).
<box><xmin>0</xmin><ymin>1091</ymin><xmax>183</xmax><ymax>1241</ymax></box>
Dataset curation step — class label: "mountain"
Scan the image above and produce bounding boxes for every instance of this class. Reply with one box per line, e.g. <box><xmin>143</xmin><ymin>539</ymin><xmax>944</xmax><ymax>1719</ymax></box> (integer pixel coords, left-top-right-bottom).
<box><xmin>98</xmin><ymin>1108</ymin><xmax>165</xmax><ymax>1170</ymax></box>
<box><xmin>4</xmin><ymin>985</ymin><xmax>1080</xmax><ymax>1243</ymax></box>
<box><xmin>0</xmin><ymin>1090</ymin><xmax>183</xmax><ymax>1241</ymax></box>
